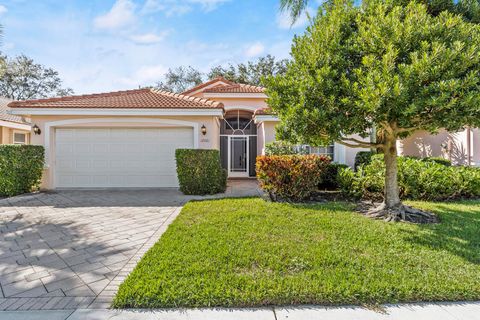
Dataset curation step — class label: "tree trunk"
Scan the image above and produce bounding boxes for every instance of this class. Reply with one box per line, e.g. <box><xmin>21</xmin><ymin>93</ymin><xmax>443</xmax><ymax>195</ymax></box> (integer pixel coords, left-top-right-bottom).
<box><xmin>362</xmin><ymin>132</ymin><xmax>439</xmax><ymax>224</ymax></box>
<box><xmin>383</xmin><ymin>136</ymin><xmax>401</xmax><ymax>209</ymax></box>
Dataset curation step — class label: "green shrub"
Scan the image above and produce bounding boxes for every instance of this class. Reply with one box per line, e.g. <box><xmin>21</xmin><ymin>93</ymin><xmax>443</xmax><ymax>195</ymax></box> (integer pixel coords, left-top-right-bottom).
<box><xmin>175</xmin><ymin>149</ymin><xmax>227</xmax><ymax>195</ymax></box>
<box><xmin>256</xmin><ymin>155</ymin><xmax>331</xmax><ymax>201</ymax></box>
<box><xmin>422</xmin><ymin>156</ymin><xmax>452</xmax><ymax>166</ymax></box>
<box><xmin>264</xmin><ymin>141</ymin><xmax>308</xmax><ymax>156</ymax></box>
<box><xmin>0</xmin><ymin>145</ymin><xmax>44</xmax><ymax>197</ymax></box>
<box><xmin>354</xmin><ymin>151</ymin><xmax>377</xmax><ymax>171</ymax></box>
<box><xmin>339</xmin><ymin>154</ymin><xmax>480</xmax><ymax>201</ymax></box>
<box><xmin>318</xmin><ymin>163</ymin><xmax>349</xmax><ymax>190</ymax></box>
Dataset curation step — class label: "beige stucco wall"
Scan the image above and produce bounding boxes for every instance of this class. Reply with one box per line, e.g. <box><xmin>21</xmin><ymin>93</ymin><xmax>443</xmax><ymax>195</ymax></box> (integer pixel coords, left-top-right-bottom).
<box><xmin>398</xmin><ymin>128</ymin><xmax>477</xmax><ymax>165</ymax></box>
<box><xmin>0</xmin><ymin>126</ymin><xmax>30</xmax><ymax>144</ymax></box>
<box><xmin>259</xmin><ymin>121</ymin><xmax>277</xmax><ymax>155</ymax></box>
<box><xmin>27</xmin><ymin>115</ymin><xmax>220</xmax><ymax>189</ymax></box>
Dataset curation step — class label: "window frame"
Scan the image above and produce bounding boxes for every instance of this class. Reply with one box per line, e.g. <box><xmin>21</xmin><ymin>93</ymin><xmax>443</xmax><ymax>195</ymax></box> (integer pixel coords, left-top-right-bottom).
<box><xmin>309</xmin><ymin>145</ymin><xmax>335</xmax><ymax>161</ymax></box>
<box><xmin>13</xmin><ymin>130</ymin><xmax>28</xmax><ymax>145</ymax></box>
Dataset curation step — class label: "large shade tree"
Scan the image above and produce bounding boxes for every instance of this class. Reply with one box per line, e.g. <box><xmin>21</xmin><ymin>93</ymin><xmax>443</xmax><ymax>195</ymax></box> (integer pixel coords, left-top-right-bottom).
<box><xmin>280</xmin><ymin>0</ymin><xmax>480</xmax><ymax>22</ymax></box>
<box><xmin>0</xmin><ymin>54</ymin><xmax>73</xmax><ymax>100</ymax></box>
<box><xmin>266</xmin><ymin>0</ymin><xmax>480</xmax><ymax>222</ymax></box>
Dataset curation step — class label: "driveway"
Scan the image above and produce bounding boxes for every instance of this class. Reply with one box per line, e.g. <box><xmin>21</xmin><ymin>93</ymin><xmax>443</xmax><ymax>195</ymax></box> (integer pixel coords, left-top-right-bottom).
<box><xmin>0</xmin><ymin>180</ymin><xmax>261</xmax><ymax>312</ymax></box>
<box><xmin>0</xmin><ymin>189</ymin><xmax>186</xmax><ymax>311</ymax></box>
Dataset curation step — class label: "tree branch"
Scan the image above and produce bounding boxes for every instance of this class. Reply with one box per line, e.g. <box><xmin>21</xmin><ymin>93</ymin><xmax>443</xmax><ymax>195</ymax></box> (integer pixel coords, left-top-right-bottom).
<box><xmin>341</xmin><ymin>137</ymin><xmax>383</xmax><ymax>148</ymax></box>
<box><xmin>337</xmin><ymin>138</ymin><xmax>383</xmax><ymax>149</ymax></box>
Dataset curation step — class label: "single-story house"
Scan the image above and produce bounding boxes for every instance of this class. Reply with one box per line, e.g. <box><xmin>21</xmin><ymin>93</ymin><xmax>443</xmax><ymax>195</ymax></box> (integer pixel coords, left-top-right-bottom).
<box><xmin>0</xmin><ymin>97</ymin><xmax>31</xmax><ymax>145</ymax></box>
<box><xmin>7</xmin><ymin>77</ymin><xmax>478</xmax><ymax>189</ymax></box>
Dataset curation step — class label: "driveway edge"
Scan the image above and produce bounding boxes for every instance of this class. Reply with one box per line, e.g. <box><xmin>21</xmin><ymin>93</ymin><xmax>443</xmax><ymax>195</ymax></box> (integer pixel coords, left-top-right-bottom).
<box><xmin>87</xmin><ymin>206</ymin><xmax>183</xmax><ymax>309</ymax></box>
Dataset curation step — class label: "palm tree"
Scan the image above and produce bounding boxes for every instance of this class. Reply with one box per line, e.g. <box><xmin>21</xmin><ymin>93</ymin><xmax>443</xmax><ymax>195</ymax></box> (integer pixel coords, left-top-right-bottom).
<box><xmin>280</xmin><ymin>0</ymin><xmax>310</xmax><ymax>22</ymax></box>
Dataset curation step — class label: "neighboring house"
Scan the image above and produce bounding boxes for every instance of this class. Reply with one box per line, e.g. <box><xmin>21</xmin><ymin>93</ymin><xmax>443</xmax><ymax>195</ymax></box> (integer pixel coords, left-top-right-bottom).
<box><xmin>0</xmin><ymin>97</ymin><xmax>31</xmax><ymax>145</ymax></box>
<box><xmin>398</xmin><ymin>128</ymin><xmax>479</xmax><ymax>166</ymax></box>
<box><xmin>7</xmin><ymin>77</ymin><xmax>477</xmax><ymax>190</ymax></box>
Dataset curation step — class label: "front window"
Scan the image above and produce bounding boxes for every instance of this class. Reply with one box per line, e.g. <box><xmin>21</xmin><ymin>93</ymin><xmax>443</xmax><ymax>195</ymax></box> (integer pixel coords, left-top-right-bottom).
<box><xmin>220</xmin><ymin>110</ymin><xmax>257</xmax><ymax>135</ymax></box>
<box><xmin>309</xmin><ymin>145</ymin><xmax>334</xmax><ymax>160</ymax></box>
<box><xmin>13</xmin><ymin>132</ymin><xmax>27</xmax><ymax>145</ymax></box>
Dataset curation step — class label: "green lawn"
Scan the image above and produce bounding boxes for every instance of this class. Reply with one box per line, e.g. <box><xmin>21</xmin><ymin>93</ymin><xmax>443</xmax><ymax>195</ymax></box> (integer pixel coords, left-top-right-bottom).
<box><xmin>113</xmin><ymin>198</ymin><xmax>480</xmax><ymax>308</ymax></box>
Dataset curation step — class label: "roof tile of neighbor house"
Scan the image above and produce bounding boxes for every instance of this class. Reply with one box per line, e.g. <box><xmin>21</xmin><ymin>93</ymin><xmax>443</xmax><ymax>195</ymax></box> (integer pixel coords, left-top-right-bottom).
<box><xmin>7</xmin><ymin>88</ymin><xmax>224</xmax><ymax>109</ymax></box>
<box><xmin>0</xmin><ymin>97</ymin><xmax>31</xmax><ymax>124</ymax></box>
<box><xmin>254</xmin><ymin>108</ymin><xmax>275</xmax><ymax>115</ymax></box>
<box><xmin>182</xmin><ymin>76</ymin><xmax>266</xmax><ymax>95</ymax></box>
<box><xmin>203</xmin><ymin>83</ymin><xmax>266</xmax><ymax>94</ymax></box>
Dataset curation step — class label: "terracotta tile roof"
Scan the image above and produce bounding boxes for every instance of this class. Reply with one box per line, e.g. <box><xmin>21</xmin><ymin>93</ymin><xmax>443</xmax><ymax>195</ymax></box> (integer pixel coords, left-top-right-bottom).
<box><xmin>8</xmin><ymin>88</ymin><xmax>224</xmax><ymax>109</ymax></box>
<box><xmin>254</xmin><ymin>108</ymin><xmax>275</xmax><ymax>116</ymax></box>
<box><xmin>0</xmin><ymin>97</ymin><xmax>31</xmax><ymax>124</ymax></box>
<box><xmin>182</xmin><ymin>76</ymin><xmax>266</xmax><ymax>95</ymax></box>
<box><xmin>182</xmin><ymin>76</ymin><xmax>236</xmax><ymax>95</ymax></box>
<box><xmin>203</xmin><ymin>83</ymin><xmax>265</xmax><ymax>94</ymax></box>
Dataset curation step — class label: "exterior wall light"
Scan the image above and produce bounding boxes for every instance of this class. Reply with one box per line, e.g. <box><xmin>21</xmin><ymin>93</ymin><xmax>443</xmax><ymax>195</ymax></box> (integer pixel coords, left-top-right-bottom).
<box><xmin>201</xmin><ymin>124</ymin><xmax>207</xmax><ymax>136</ymax></box>
<box><xmin>32</xmin><ymin>124</ymin><xmax>41</xmax><ymax>135</ymax></box>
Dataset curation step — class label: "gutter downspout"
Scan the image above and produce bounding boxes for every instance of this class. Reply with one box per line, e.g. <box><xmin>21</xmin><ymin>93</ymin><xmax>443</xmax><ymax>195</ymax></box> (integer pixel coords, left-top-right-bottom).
<box><xmin>467</xmin><ymin>127</ymin><xmax>472</xmax><ymax>166</ymax></box>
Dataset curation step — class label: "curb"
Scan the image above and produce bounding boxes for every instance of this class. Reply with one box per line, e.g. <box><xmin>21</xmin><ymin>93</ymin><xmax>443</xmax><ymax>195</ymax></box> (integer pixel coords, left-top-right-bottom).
<box><xmin>0</xmin><ymin>191</ymin><xmax>44</xmax><ymax>206</ymax></box>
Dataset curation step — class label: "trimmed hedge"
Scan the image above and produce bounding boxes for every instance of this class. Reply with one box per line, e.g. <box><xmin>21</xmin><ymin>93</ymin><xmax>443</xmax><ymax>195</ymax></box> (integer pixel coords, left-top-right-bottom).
<box><xmin>175</xmin><ymin>149</ymin><xmax>227</xmax><ymax>195</ymax></box>
<box><xmin>256</xmin><ymin>155</ymin><xmax>331</xmax><ymax>201</ymax></box>
<box><xmin>339</xmin><ymin>155</ymin><xmax>480</xmax><ymax>201</ymax></box>
<box><xmin>0</xmin><ymin>145</ymin><xmax>45</xmax><ymax>197</ymax></box>
<box><xmin>422</xmin><ymin>156</ymin><xmax>451</xmax><ymax>166</ymax></box>
<box><xmin>264</xmin><ymin>141</ymin><xmax>308</xmax><ymax>156</ymax></box>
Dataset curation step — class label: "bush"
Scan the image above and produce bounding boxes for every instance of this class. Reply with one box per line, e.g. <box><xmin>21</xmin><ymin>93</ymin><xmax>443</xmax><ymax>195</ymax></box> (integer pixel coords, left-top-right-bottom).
<box><xmin>422</xmin><ymin>156</ymin><xmax>451</xmax><ymax>166</ymax></box>
<box><xmin>318</xmin><ymin>163</ymin><xmax>349</xmax><ymax>190</ymax></box>
<box><xmin>256</xmin><ymin>155</ymin><xmax>331</xmax><ymax>201</ymax></box>
<box><xmin>264</xmin><ymin>141</ymin><xmax>308</xmax><ymax>156</ymax></box>
<box><xmin>354</xmin><ymin>151</ymin><xmax>376</xmax><ymax>171</ymax></box>
<box><xmin>339</xmin><ymin>154</ymin><xmax>480</xmax><ymax>201</ymax></box>
<box><xmin>175</xmin><ymin>149</ymin><xmax>227</xmax><ymax>195</ymax></box>
<box><xmin>0</xmin><ymin>145</ymin><xmax>44</xmax><ymax>197</ymax></box>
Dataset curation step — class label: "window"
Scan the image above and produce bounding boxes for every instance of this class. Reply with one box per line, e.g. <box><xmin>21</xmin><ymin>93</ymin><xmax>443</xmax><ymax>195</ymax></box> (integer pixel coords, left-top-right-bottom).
<box><xmin>13</xmin><ymin>132</ymin><xmax>27</xmax><ymax>145</ymax></box>
<box><xmin>309</xmin><ymin>145</ymin><xmax>334</xmax><ymax>160</ymax></box>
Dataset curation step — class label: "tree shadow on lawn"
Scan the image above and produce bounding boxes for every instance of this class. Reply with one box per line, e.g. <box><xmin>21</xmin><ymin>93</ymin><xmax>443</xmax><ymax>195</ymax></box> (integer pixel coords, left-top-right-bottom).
<box><xmin>400</xmin><ymin>201</ymin><xmax>480</xmax><ymax>265</ymax></box>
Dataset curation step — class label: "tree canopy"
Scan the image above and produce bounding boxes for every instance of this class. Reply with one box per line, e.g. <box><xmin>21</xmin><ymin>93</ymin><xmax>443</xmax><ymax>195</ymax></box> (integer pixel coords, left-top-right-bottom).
<box><xmin>266</xmin><ymin>0</ymin><xmax>480</xmax><ymax>221</ymax></box>
<box><xmin>154</xmin><ymin>55</ymin><xmax>288</xmax><ymax>93</ymax></box>
<box><xmin>280</xmin><ymin>0</ymin><xmax>480</xmax><ymax>23</ymax></box>
<box><xmin>208</xmin><ymin>55</ymin><xmax>288</xmax><ymax>86</ymax></box>
<box><xmin>156</xmin><ymin>66</ymin><xmax>203</xmax><ymax>93</ymax></box>
<box><xmin>0</xmin><ymin>54</ymin><xmax>73</xmax><ymax>100</ymax></box>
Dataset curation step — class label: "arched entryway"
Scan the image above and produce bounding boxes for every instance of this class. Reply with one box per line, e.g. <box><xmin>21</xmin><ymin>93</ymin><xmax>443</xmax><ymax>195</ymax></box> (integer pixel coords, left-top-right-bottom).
<box><xmin>220</xmin><ymin>110</ymin><xmax>257</xmax><ymax>177</ymax></box>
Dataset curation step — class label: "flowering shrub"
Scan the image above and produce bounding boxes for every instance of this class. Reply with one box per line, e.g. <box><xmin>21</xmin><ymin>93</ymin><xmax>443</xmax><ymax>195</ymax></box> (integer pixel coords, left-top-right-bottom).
<box><xmin>256</xmin><ymin>155</ymin><xmax>331</xmax><ymax>201</ymax></box>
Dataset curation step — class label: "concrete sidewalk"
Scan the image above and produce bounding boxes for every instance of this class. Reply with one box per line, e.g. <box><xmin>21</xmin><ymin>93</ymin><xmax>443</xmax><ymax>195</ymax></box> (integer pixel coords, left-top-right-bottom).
<box><xmin>0</xmin><ymin>302</ymin><xmax>479</xmax><ymax>320</ymax></box>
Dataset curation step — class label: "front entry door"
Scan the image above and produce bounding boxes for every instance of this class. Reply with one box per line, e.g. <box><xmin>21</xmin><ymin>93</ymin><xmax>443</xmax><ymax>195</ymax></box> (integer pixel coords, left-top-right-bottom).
<box><xmin>228</xmin><ymin>136</ymin><xmax>249</xmax><ymax>177</ymax></box>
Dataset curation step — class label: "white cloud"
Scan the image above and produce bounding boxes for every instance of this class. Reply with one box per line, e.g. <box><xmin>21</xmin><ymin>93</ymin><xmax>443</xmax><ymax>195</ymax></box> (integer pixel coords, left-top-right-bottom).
<box><xmin>129</xmin><ymin>31</ymin><xmax>170</xmax><ymax>44</ymax></box>
<box><xmin>142</xmin><ymin>0</ymin><xmax>229</xmax><ymax>16</ymax></box>
<box><xmin>276</xmin><ymin>7</ymin><xmax>312</xmax><ymax>29</ymax></box>
<box><xmin>94</xmin><ymin>0</ymin><xmax>136</xmax><ymax>30</ymax></box>
<box><xmin>189</xmin><ymin>0</ymin><xmax>230</xmax><ymax>12</ymax></box>
<box><xmin>245</xmin><ymin>42</ymin><xmax>265</xmax><ymax>58</ymax></box>
<box><xmin>0</xmin><ymin>5</ymin><xmax>7</xmax><ymax>15</ymax></box>
<box><xmin>119</xmin><ymin>64</ymin><xmax>168</xmax><ymax>87</ymax></box>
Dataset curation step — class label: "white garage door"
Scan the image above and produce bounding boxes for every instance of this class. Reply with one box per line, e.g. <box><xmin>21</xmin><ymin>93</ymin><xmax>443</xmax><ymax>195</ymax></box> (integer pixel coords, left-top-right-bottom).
<box><xmin>55</xmin><ymin>127</ymin><xmax>193</xmax><ymax>188</ymax></box>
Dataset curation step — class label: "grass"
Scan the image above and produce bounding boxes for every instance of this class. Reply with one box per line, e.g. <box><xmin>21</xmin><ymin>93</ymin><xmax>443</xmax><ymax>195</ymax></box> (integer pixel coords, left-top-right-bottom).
<box><xmin>113</xmin><ymin>198</ymin><xmax>480</xmax><ymax>308</ymax></box>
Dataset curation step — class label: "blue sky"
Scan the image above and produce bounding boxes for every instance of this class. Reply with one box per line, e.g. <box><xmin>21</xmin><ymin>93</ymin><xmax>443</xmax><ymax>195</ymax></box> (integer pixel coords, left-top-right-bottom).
<box><xmin>0</xmin><ymin>0</ymin><xmax>317</xmax><ymax>94</ymax></box>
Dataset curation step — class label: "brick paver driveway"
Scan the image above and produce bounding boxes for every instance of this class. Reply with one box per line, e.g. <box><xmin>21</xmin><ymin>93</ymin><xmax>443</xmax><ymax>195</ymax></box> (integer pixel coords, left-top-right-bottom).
<box><xmin>0</xmin><ymin>190</ymin><xmax>185</xmax><ymax>311</ymax></box>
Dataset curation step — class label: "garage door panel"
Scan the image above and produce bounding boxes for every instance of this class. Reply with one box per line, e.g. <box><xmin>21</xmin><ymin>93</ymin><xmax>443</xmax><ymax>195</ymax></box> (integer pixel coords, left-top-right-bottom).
<box><xmin>55</xmin><ymin>127</ymin><xmax>193</xmax><ymax>188</ymax></box>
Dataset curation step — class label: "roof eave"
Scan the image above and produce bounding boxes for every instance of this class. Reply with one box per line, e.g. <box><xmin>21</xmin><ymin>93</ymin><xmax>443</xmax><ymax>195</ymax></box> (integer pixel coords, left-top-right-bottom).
<box><xmin>9</xmin><ymin>108</ymin><xmax>225</xmax><ymax>117</ymax></box>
